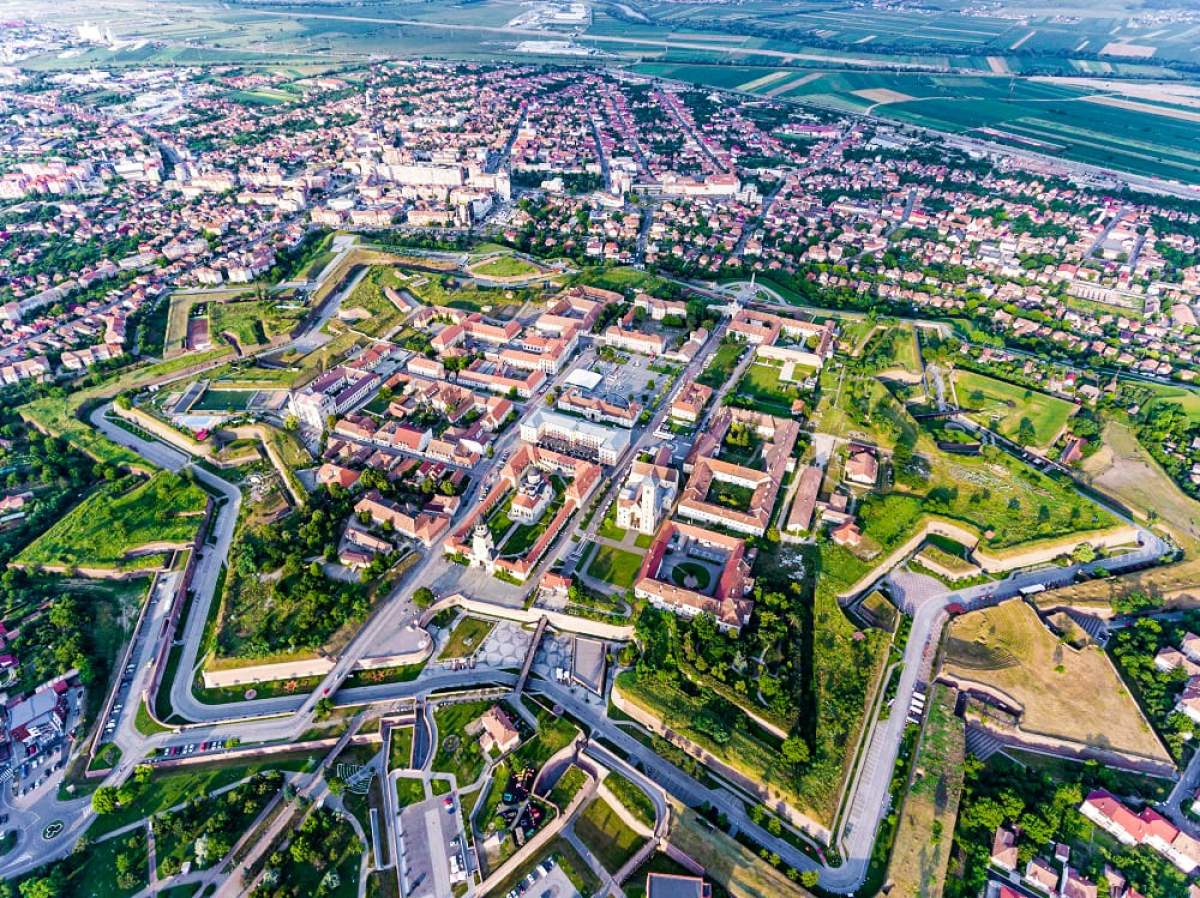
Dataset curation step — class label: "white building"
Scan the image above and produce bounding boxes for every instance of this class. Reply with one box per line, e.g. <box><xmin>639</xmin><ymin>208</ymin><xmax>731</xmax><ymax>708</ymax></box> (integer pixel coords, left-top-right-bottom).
<box><xmin>519</xmin><ymin>408</ymin><xmax>631</xmax><ymax>465</ymax></box>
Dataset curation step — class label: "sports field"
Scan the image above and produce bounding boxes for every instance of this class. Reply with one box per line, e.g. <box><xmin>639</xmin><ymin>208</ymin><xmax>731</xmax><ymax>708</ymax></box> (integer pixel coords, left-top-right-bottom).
<box><xmin>952</xmin><ymin>369</ymin><xmax>1076</xmax><ymax>448</ymax></box>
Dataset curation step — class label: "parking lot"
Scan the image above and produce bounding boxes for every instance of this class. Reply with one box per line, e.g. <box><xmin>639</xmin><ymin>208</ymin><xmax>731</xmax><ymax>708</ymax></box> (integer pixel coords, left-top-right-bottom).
<box><xmin>398</xmin><ymin>792</ymin><xmax>468</xmax><ymax>898</ymax></box>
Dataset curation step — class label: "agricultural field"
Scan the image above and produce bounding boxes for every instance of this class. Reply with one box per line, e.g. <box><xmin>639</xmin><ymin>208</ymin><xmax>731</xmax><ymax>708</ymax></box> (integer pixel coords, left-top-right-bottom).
<box><xmin>17</xmin><ymin>472</ymin><xmax>208</xmax><ymax>571</ymax></box>
<box><xmin>952</xmin><ymin>369</ymin><xmax>1077</xmax><ymax>448</ymax></box>
<box><xmin>629</xmin><ymin>62</ymin><xmax>1200</xmax><ymax>183</ymax></box>
<box><xmin>942</xmin><ymin>599</ymin><xmax>1169</xmax><ymax>761</ymax></box>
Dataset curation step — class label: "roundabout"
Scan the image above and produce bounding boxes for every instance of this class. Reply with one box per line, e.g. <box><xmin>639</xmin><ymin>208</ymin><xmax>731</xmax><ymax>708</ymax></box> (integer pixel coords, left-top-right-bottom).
<box><xmin>41</xmin><ymin>821</ymin><xmax>64</xmax><ymax>841</ymax></box>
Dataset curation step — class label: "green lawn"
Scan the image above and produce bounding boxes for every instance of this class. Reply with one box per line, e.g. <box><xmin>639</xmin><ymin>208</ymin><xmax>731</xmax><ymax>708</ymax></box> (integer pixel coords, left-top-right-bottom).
<box><xmin>586</xmin><ymin>545</ymin><xmax>644</xmax><ymax>589</ymax></box>
<box><xmin>604</xmin><ymin>771</ymin><xmax>656</xmax><ymax>828</ymax></box>
<box><xmin>953</xmin><ymin>369</ymin><xmax>1076</xmax><ymax>448</ymax></box>
<box><xmin>624</xmin><ymin>854</ymin><xmax>704</xmax><ymax>898</ymax></box>
<box><xmin>63</xmin><ymin>827</ymin><xmax>148</xmax><ymax>898</ymax></box>
<box><xmin>432</xmin><ymin>700</ymin><xmax>493</xmax><ymax>785</ymax></box>
<box><xmin>548</xmin><ymin>765</ymin><xmax>588</xmax><ymax>810</ymax></box>
<box><xmin>574</xmin><ymin>797</ymin><xmax>646</xmax><ymax>875</ymax></box>
<box><xmin>513</xmin><ymin>715</ymin><xmax>579</xmax><ymax>770</ymax></box>
<box><xmin>210</xmin><ymin>298</ymin><xmax>304</xmax><ymax>349</ymax></box>
<box><xmin>477</xmin><ymin>761</ymin><xmax>512</xmax><ymax>830</ymax></box>
<box><xmin>670</xmin><ymin>562</ymin><xmax>712</xmax><ymax>592</ymax></box>
<box><xmin>390</xmin><ymin>726</ymin><xmax>414</xmax><ymax>771</ymax></box>
<box><xmin>395</xmin><ymin>776</ymin><xmax>425</xmax><ymax>808</ymax></box>
<box><xmin>87</xmin><ymin>754</ymin><xmax>316</xmax><ymax>839</ymax></box>
<box><xmin>472</xmin><ymin>255</ymin><xmax>538</xmax><ymax>278</ymax></box>
<box><xmin>598</xmin><ymin>504</ymin><xmax>627</xmax><ymax>542</ymax></box>
<box><xmin>437</xmin><ymin>616</ymin><xmax>495</xmax><ymax>660</ymax></box>
<box><xmin>18</xmin><ymin>472</ymin><xmax>208</xmax><ymax>571</ymax></box>
<box><xmin>735</xmin><ymin>362</ymin><xmax>804</xmax><ymax>415</ymax></box>
<box><xmin>697</xmin><ymin>341</ymin><xmax>743</xmax><ymax>389</ymax></box>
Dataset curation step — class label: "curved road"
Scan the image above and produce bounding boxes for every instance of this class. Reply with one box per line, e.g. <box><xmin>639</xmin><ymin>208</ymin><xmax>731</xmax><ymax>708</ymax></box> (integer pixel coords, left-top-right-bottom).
<box><xmin>3</xmin><ymin>358</ymin><xmax>1171</xmax><ymax>893</ymax></box>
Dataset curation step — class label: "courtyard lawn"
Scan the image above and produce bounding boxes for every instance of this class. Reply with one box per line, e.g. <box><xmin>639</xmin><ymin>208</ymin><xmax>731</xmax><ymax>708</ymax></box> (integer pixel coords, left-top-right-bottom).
<box><xmin>706</xmin><ymin>479</ymin><xmax>755</xmax><ymax>512</ymax></box>
<box><xmin>18</xmin><ymin>472</ymin><xmax>208</xmax><ymax>571</ymax></box>
<box><xmin>943</xmin><ymin>600</ymin><xmax>1169</xmax><ymax>761</ymax></box>
<box><xmin>587</xmin><ymin>545</ymin><xmax>644</xmax><ymax>589</ymax></box>
<box><xmin>574</xmin><ymin>797</ymin><xmax>646</xmax><ymax>875</ymax></box>
<box><xmin>669</xmin><ymin>561</ymin><xmax>712</xmax><ymax>592</ymax></box>
<box><xmin>953</xmin><ymin>369</ymin><xmax>1076</xmax><ymax>448</ymax></box>
<box><xmin>735</xmin><ymin>362</ymin><xmax>805</xmax><ymax>416</ymax></box>
<box><xmin>438</xmin><ymin>616</ymin><xmax>495</xmax><ymax>660</ymax></box>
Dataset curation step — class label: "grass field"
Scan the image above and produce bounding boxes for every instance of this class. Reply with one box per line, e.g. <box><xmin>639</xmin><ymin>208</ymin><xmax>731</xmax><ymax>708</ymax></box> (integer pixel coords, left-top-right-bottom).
<box><xmin>389</xmin><ymin>726</ymin><xmax>414</xmax><ymax>771</ymax></box>
<box><xmin>668</xmin><ymin>803</ymin><xmax>816</xmax><ymax>898</ymax></box>
<box><xmin>943</xmin><ymin>599</ymin><xmax>1168</xmax><ymax>760</ymax></box>
<box><xmin>1083</xmin><ymin>420</ymin><xmax>1200</xmax><ymax>552</ymax></box>
<box><xmin>604</xmin><ymin>771</ymin><xmax>656</xmax><ymax>828</ymax></box>
<box><xmin>586</xmin><ymin>544</ymin><xmax>644</xmax><ymax>589</ymax></box>
<box><xmin>88</xmin><ymin>754</ymin><xmax>315</xmax><ymax>838</ymax></box>
<box><xmin>164</xmin><ymin>290</ymin><xmax>249</xmax><ymax>356</ymax></box>
<box><xmin>340</xmin><ymin>267</ymin><xmax>409</xmax><ymax>337</ymax></box>
<box><xmin>574</xmin><ymin>797</ymin><xmax>645</xmax><ymax>874</ymax></box>
<box><xmin>614</xmin><ymin>671</ymin><xmax>804</xmax><ymax>814</ymax></box>
<box><xmin>736</xmin><ymin>361</ymin><xmax>804</xmax><ymax>416</ymax></box>
<box><xmin>18</xmin><ymin>472</ymin><xmax>207</xmax><ymax>571</ymax></box>
<box><xmin>210</xmin><ymin>297</ymin><xmax>305</xmax><ymax>349</ymax></box>
<box><xmin>953</xmin><ymin>369</ymin><xmax>1076</xmax><ymax>448</ymax></box>
<box><xmin>437</xmin><ymin>616</ymin><xmax>495</xmax><ymax>660</ymax></box>
<box><xmin>885</xmin><ymin>685</ymin><xmax>964</xmax><ymax>898</ymax></box>
<box><xmin>470</xmin><ymin>255</ymin><xmax>539</xmax><ymax>279</ymax></box>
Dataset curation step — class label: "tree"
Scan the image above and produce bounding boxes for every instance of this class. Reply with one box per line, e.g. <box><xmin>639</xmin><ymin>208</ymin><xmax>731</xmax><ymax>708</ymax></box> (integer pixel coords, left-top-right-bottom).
<box><xmin>1016</xmin><ymin>416</ymin><xmax>1037</xmax><ymax>446</ymax></box>
<box><xmin>325</xmin><ymin>769</ymin><xmax>347</xmax><ymax>796</ymax></box>
<box><xmin>413</xmin><ymin>586</ymin><xmax>436</xmax><ymax>609</ymax></box>
<box><xmin>800</xmin><ymin>870</ymin><xmax>820</xmax><ymax>888</ymax></box>
<box><xmin>781</xmin><ymin>736</ymin><xmax>809</xmax><ymax>767</ymax></box>
<box><xmin>19</xmin><ymin>877</ymin><xmax>62</xmax><ymax>898</ymax></box>
<box><xmin>314</xmin><ymin>697</ymin><xmax>333</xmax><ymax>720</ymax></box>
<box><xmin>92</xmin><ymin>786</ymin><xmax>120</xmax><ymax>814</ymax></box>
